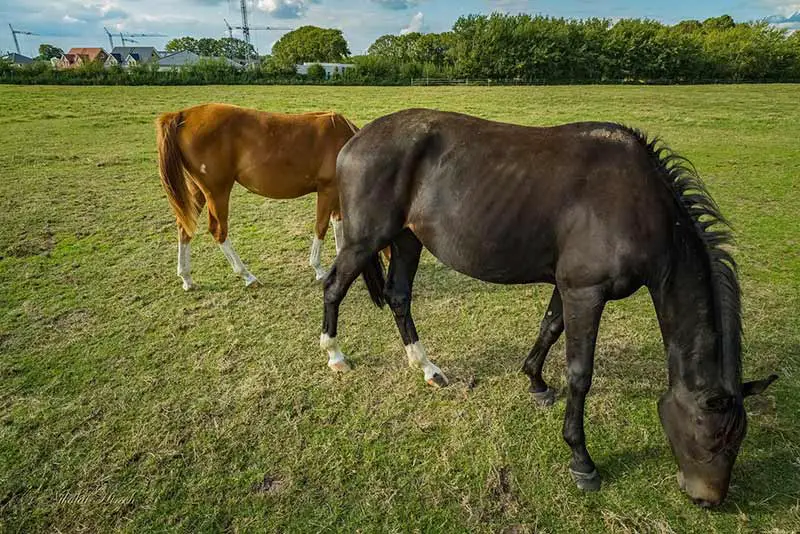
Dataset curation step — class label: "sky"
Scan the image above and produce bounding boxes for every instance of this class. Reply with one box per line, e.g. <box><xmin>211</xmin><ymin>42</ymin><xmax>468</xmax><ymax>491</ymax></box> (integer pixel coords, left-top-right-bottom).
<box><xmin>2</xmin><ymin>0</ymin><xmax>799</xmax><ymax>58</ymax></box>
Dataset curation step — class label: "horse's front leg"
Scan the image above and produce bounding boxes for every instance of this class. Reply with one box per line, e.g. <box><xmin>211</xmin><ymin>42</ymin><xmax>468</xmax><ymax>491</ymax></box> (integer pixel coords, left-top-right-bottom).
<box><xmin>560</xmin><ymin>285</ymin><xmax>606</xmax><ymax>491</ymax></box>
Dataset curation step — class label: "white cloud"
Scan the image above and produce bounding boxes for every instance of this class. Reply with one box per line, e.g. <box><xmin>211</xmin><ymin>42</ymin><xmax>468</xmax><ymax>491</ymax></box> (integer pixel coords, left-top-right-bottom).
<box><xmin>256</xmin><ymin>0</ymin><xmax>316</xmax><ymax>19</ymax></box>
<box><xmin>760</xmin><ymin>1</ymin><xmax>800</xmax><ymax>15</ymax></box>
<box><xmin>372</xmin><ymin>0</ymin><xmax>418</xmax><ymax>10</ymax></box>
<box><xmin>763</xmin><ymin>3</ymin><xmax>800</xmax><ymax>30</ymax></box>
<box><xmin>485</xmin><ymin>0</ymin><xmax>532</xmax><ymax>12</ymax></box>
<box><xmin>62</xmin><ymin>14</ymin><xmax>86</xmax><ymax>23</ymax></box>
<box><xmin>80</xmin><ymin>0</ymin><xmax>118</xmax><ymax>16</ymax></box>
<box><xmin>400</xmin><ymin>11</ymin><xmax>423</xmax><ymax>34</ymax></box>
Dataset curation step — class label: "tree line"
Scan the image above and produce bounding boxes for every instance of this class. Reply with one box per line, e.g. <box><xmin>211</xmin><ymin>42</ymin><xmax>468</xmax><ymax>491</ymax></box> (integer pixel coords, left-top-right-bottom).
<box><xmin>3</xmin><ymin>14</ymin><xmax>800</xmax><ymax>85</ymax></box>
<box><xmin>358</xmin><ymin>14</ymin><xmax>800</xmax><ymax>82</ymax></box>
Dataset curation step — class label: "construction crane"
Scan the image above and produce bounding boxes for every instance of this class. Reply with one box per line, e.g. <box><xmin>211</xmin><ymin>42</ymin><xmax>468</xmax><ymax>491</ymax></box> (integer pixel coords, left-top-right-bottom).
<box><xmin>225</xmin><ymin>18</ymin><xmax>291</xmax><ymax>39</ymax></box>
<box><xmin>8</xmin><ymin>24</ymin><xmax>38</xmax><ymax>55</ymax></box>
<box><xmin>228</xmin><ymin>1</ymin><xmax>292</xmax><ymax>64</ymax></box>
<box><xmin>104</xmin><ymin>27</ymin><xmax>166</xmax><ymax>49</ymax></box>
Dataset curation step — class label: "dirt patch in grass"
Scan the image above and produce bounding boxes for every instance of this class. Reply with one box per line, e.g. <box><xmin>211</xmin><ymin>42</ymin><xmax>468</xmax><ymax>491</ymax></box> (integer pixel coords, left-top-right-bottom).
<box><xmin>3</xmin><ymin>227</ymin><xmax>55</xmax><ymax>258</ymax></box>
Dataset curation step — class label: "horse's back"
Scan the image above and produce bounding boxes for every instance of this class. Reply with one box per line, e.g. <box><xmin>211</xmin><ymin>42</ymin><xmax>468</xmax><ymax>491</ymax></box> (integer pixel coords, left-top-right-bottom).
<box><xmin>338</xmin><ymin>109</ymin><xmax>676</xmax><ymax>289</ymax></box>
<box><xmin>163</xmin><ymin>103</ymin><xmax>355</xmax><ymax>197</ymax></box>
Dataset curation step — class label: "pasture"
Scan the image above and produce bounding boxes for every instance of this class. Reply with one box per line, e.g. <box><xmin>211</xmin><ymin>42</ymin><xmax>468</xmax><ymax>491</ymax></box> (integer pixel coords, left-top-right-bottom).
<box><xmin>0</xmin><ymin>84</ymin><xmax>798</xmax><ymax>532</ymax></box>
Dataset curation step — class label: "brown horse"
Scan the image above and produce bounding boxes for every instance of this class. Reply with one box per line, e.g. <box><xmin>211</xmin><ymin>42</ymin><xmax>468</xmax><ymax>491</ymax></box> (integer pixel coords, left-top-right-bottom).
<box><xmin>156</xmin><ymin>103</ymin><xmax>358</xmax><ymax>289</ymax></box>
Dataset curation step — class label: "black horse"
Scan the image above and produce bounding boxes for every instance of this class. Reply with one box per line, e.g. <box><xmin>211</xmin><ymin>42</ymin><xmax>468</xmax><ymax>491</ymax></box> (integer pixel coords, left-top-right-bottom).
<box><xmin>320</xmin><ymin>109</ymin><xmax>777</xmax><ymax>507</ymax></box>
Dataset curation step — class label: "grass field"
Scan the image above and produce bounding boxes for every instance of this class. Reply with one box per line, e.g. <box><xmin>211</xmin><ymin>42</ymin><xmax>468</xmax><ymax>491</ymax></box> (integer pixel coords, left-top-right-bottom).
<box><xmin>0</xmin><ymin>84</ymin><xmax>798</xmax><ymax>533</ymax></box>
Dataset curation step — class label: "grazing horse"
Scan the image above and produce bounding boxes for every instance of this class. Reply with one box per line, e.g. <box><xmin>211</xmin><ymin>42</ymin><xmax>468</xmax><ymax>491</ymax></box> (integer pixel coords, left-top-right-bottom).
<box><xmin>156</xmin><ymin>103</ymin><xmax>358</xmax><ymax>289</ymax></box>
<box><xmin>320</xmin><ymin>109</ymin><xmax>777</xmax><ymax>506</ymax></box>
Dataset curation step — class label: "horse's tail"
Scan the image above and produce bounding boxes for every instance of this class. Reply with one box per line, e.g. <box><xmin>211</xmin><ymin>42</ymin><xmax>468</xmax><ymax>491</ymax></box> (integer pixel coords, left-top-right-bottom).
<box><xmin>156</xmin><ymin>111</ymin><xmax>199</xmax><ymax>237</ymax></box>
<box><xmin>361</xmin><ymin>252</ymin><xmax>386</xmax><ymax>308</ymax></box>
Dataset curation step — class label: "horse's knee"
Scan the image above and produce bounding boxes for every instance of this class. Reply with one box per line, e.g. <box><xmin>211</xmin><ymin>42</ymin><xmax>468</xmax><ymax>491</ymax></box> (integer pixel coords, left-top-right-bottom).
<box><xmin>566</xmin><ymin>367</ymin><xmax>592</xmax><ymax>395</ymax></box>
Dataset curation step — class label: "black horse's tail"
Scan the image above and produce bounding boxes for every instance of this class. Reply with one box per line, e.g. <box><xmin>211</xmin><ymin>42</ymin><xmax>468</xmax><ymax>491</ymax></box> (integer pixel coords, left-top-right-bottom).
<box><xmin>361</xmin><ymin>252</ymin><xmax>386</xmax><ymax>308</ymax></box>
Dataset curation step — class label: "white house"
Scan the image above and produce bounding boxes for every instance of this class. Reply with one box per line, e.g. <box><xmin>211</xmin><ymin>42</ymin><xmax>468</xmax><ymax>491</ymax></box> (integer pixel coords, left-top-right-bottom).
<box><xmin>296</xmin><ymin>62</ymin><xmax>355</xmax><ymax>78</ymax></box>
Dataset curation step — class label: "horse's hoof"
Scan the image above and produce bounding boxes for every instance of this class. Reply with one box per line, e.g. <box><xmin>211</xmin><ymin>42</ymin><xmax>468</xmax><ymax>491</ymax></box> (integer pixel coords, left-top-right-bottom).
<box><xmin>570</xmin><ymin>468</ymin><xmax>601</xmax><ymax>492</ymax></box>
<box><xmin>426</xmin><ymin>373</ymin><xmax>449</xmax><ymax>388</ymax></box>
<box><xmin>244</xmin><ymin>274</ymin><xmax>260</xmax><ymax>287</ymax></box>
<box><xmin>315</xmin><ymin>270</ymin><xmax>328</xmax><ymax>282</ymax></box>
<box><xmin>328</xmin><ymin>359</ymin><xmax>352</xmax><ymax>373</ymax></box>
<box><xmin>182</xmin><ymin>281</ymin><xmax>195</xmax><ymax>291</ymax></box>
<box><xmin>532</xmin><ymin>388</ymin><xmax>556</xmax><ymax>406</ymax></box>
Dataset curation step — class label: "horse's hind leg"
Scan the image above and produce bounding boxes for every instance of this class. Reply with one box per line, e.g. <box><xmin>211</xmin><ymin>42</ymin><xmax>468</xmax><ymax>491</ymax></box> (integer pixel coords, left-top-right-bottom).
<box><xmin>522</xmin><ymin>287</ymin><xmax>563</xmax><ymax>405</ymax></box>
<box><xmin>207</xmin><ymin>188</ymin><xmax>258</xmax><ymax>287</ymax></box>
<box><xmin>320</xmin><ymin>242</ymin><xmax>379</xmax><ymax>373</ymax></box>
<box><xmin>385</xmin><ymin>229</ymin><xmax>447</xmax><ymax>387</ymax></box>
<box><xmin>177</xmin><ymin>187</ymin><xmax>206</xmax><ymax>291</ymax></box>
<box><xmin>310</xmin><ymin>189</ymin><xmax>335</xmax><ymax>280</ymax></box>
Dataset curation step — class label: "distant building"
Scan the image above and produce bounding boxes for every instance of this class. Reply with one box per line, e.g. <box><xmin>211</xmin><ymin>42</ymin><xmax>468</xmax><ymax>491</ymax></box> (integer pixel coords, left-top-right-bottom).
<box><xmin>1</xmin><ymin>53</ymin><xmax>33</xmax><ymax>66</ymax></box>
<box><xmin>156</xmin><ymin>50</ymin><xmax>202</xmax><ymax>70</ymax></box>
<box><xmin>296</xmin><ymin>62</ymin><xmax>355</xmax><ymax>78</ymax></box>
<box><xmin>55</xmin><ymin>48</ymin><xmax>108</xmax><ymax>69</ymax></box>
<box><xmin>157</xmin><ymin>51</ymin><xmax>244</xmax><ymax>71</ymax></box>
<box><xmin>105</xmin><ymin>46</ymin><xmax>160</xmax><ymax>69</ymax></box>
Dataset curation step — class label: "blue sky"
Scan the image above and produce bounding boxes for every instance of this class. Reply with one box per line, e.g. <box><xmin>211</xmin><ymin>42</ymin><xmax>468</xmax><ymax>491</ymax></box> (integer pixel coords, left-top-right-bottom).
<box><xmin>2</xmin><ymin>0</ymin><xmax>799</xmax><ymax>57</ymax></box>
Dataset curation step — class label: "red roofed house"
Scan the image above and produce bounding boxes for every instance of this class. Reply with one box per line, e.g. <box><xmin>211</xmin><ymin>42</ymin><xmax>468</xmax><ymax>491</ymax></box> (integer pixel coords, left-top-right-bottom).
<box><xmin>54</xmin><ymin>48</ymin><xmax>109</xmax><ymax>69</ymax></box>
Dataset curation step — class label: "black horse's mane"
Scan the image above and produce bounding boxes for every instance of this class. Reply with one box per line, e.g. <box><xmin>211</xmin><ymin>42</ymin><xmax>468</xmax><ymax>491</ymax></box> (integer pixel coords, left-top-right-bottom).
<box><xmin>623</xmin><ymin>126</ymin><xmax>743</xmax><ymax>390</ymax></box>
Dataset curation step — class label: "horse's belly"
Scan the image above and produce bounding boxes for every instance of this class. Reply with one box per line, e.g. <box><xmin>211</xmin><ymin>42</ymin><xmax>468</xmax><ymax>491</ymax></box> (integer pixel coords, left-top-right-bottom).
<box><xmin>412</xmin><ymin>225</ymin><xmax>555</xmax><ymax>285</ymax></box>
<box><xmin>236</xmin><ymin>172</ymin><xmax>316</xmax><ymax>199</ymax></box>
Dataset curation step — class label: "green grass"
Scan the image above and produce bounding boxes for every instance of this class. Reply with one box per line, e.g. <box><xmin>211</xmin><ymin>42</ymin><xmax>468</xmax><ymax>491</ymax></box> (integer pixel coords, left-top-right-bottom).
<box><xmin>0</xmin><ymin>85</ymin><xmax>798</xmax><ymax>533</ymax></box>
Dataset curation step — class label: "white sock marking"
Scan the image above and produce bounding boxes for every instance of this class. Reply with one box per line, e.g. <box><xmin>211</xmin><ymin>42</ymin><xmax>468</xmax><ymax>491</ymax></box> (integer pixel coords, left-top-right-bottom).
<box><xmin>219</xmin><ymin>238</ymin><xmax>258</xmax><ymax>286</ymax></box>
<box><xmin>331</xmin><ymin>219</ymin><xmax>344</xmax><ymax>256</ymax></box>
<box><xmin>331</xmin><ymin>217</ymin><xmax>344</xmax><ymax>255</ymax></box>
<box><xmin>177</xmin><ymin>239</ymin><xmax>194</xmax><ymax>290</ymax></box>
<box><xmin>200</xmin><ymin>163</ymin><xmax>207</xmax><ymax>174</ymax></box>
<box><xmin>405</xmin><ymin>342</ymin><xmax>447</xmax><ymax>384</ymax></box>
<box><xmin>321</xmin><ymin>333</ymin><xmax>350</xmax><ymax>372</ymax></box>
<box><xmin>309</xmin><ymin>236</ymin><xmax>327</xmax><ymax>280</ymax></box>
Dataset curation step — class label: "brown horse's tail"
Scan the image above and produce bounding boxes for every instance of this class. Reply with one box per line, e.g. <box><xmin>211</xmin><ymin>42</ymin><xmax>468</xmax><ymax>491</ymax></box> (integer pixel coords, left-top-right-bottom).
<box><xmin>156</xmin><ymin>111</ymin><xmax>199</xmax><ymax>237</ymax></box>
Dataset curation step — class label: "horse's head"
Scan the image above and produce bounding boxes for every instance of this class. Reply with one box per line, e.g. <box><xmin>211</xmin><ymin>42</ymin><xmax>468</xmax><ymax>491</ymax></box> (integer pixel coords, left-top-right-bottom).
<box><xmin>657</xmin><ymin>375</ymin><xmax>777</xmax><ymax>507</ymax></box>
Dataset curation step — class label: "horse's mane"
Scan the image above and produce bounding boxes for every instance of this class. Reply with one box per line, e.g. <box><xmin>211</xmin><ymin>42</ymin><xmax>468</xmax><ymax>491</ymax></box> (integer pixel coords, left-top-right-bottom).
<box><xmin>623</xmin><ymin>126</ymin><xmax>742</xmax><ymax>390</ymax></box>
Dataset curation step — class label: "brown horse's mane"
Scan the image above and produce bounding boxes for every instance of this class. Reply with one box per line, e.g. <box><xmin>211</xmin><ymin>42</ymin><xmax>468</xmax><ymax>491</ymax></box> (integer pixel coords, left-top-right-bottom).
<box><xmin>623</xmin><ymin>126</ymin><xmax>742</xmax><ymax>391</ymax></box>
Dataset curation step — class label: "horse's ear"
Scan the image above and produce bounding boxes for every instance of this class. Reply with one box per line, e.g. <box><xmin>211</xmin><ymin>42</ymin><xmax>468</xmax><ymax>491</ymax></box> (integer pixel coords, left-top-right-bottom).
<box><xmin>742</xmin><ymin>374</ymin><xmax>779</xmax><ymax>398</ymax></box>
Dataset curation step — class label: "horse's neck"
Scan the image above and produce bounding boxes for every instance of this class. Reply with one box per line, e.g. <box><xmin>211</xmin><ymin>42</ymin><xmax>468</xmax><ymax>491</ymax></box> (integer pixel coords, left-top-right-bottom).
<box><xmin>651</xmin><ymin>250</ymin><xmax>731</xmax><ymax>395</ymax></box>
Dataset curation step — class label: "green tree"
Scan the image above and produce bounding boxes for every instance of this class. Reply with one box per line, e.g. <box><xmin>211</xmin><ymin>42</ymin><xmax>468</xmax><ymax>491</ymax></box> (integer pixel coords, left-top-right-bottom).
<box><xmin>165</xmin><ymin>37</ymin><xmax>198</xmax><ymax>54</ymax></box>
<box><xmin>675</xmin><ymin>20</ymin><xmax>702</xmax><ymax>33</ymax></box>
<box><xmin>37</xmin><ymin>44</ymin><xmax>63</xmax><ymax>60</ymax></box>
<box><xmin>218</xmin><ymin>37</ymin><xmax>256</xmax><ymax>61</ymax></box>
<box><xmin>271</xmin><ymin>26</ymin><xmax>350</xmax><ymax>67</ymax></box>
<box><xmin>196</xmin><ymin>38</ymin><xmax>223</xmax><ymax>57</ymax></box>
<box><xmin>306</xmin><ymin>63</ymin><xmax>326</xmax><ymax>80</ymax></box>
<box><xmin>414</xmin><ymin>32</ymin><xmax>455</xmax><ymax>67</ymax></box>
<box><xmin>703</xmin><ymin>15</ymin><xmax>736</xmax><ymax>31</ymax></box>
<box><xmin>367</xmin><ymin>34</ymin><xmax>404</xmax><ymax>60</ymax></box>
